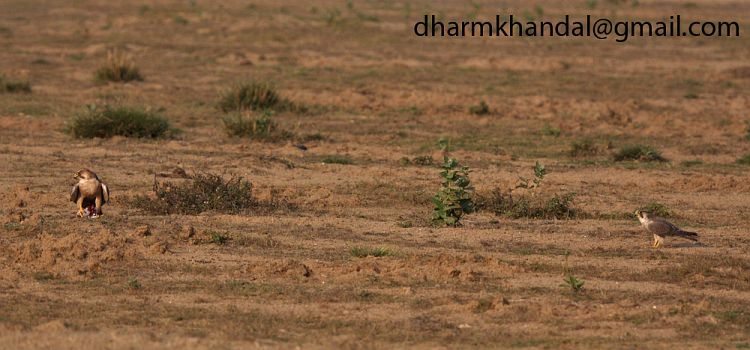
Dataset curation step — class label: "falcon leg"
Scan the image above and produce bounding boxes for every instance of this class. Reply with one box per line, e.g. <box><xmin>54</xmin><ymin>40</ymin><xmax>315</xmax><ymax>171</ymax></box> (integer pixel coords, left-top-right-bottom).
<box><xmin>652</xmin><ymin>235</ymin><xmax>657</xmax><ymax>248</ymax></box>
<box><xmin>654</xmin><ymin>236</ymin><xmax>663</xmax><ymax>249</ymax></box>
<box><xmin>95</xmin><ymin>196</ymin><xmax>103</xmax><ymax>217</ymax></box>
<box><xmin>77</xmin><ymin>197</ymin><xmax>85</xmax><ymax>217</ymax></box>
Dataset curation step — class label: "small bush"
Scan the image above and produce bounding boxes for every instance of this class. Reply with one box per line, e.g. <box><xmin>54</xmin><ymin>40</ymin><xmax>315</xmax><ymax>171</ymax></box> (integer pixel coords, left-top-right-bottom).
<box><xmin>67</xmin><ymin>105</ymin><xmax>173</xmax><ymax>139</ymax></box>
<box><xmin>0</xmin><ymin>75</ymin><xmax>31</xmax><ymax>93</ymax></box>
<box><xmin>469</xmin><ymin>101</ymin><xmax>490</xmax><ymax>115</ymax></box>
<box><xmin>95</xmin><ymin>49</ymin><xmax>143</xmax><ymax>83</ymax></box>
<box><xmin>127</xmin><ymin>278</ymin><xmax>142</xmax><ymax>290</ymax></box>
<box><xmin>613</xmin><ymin>145</ymin><xmax>667</xmax><ymax>162</ymax></box>
<box><xmin>222</xmin><ymin>110</ymin><xmax>292</xmax><ymax>141</ymax></box>
<box><xmin>569</xmin><ymin>139</ymin><xmax>599</xmax><ymax>157</ymax></box>
<box><xmin>561</xmin><ymin>275</ymin><xmax>584</xmax><ymax>293</ymax></box>
<box><xmin>480</xmin><ymin>189</ymin><xmax>581</xmax><ymax>219</ymax></box>
<box><xmin>129</xmin><ymin>173</ymin><xmax>255</xmax><ymax>215</ymax></box>
<box><xmin>209</xmin><ymin>231</ymin><xmax>229</xmax><ymax>245</ymax></box>
<box><xmin>350</xmin><ymin>246</ymin><xmax>393</xmax><ymax>258</ymax></box>
<box><xmin>477</xmin><ymin>162</ymin><xmax>584</xmax><ymax>219</ymax></box>
<box><xmin>639</xmin><ymin>202</ymin><xmax>671</xmax><ymax>218</ymax></box>
<box><xmin>218</xmin><ymin>81</ymin><xmax>283</xmax><ymax>112</ymax></box>
<box><xmin>737</xmin><ymin>154</ymin><xmax>750</xmax><ymax>165</ymax></box>
<box><xmin>432</xmin><ymin>157</ymin><xmax>474</xmax><ymax>226</ymax></box>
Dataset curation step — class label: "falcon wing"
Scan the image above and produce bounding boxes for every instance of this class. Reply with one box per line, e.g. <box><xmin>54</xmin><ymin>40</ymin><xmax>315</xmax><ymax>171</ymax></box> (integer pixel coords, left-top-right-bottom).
<box><xmin>101</xmin><ymin>183</ymin><xmax>110</xmax><ymax>205</ymax></box>
<box><xmin>647</xmin><ymin>220</ymin><xmax>675</xmax><ymax>236</ymax></box>
<box><xmin>70</xmin><ymin>183</ymin><xmax>80</xmax><ymax>203</ymax></box>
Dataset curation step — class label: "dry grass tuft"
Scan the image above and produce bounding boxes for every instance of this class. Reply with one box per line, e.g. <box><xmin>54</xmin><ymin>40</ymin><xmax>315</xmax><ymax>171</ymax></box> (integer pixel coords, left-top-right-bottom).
<box><xmin>95</xmin><ymin>49</ymin><xmax>143</xmax><ymax>83</ymax></box>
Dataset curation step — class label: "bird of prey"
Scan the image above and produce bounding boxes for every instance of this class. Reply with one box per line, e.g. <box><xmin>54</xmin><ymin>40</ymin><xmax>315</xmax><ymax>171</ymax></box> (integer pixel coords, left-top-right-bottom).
<box><xmin>635</xmin><ymin>210</ymin><xmax>698</xmax><ymax>248</ymax></box>
<box><xmin>70</xmin><ymin>169</ymin><xmax>110</xmax><ymax>218</ymax></box>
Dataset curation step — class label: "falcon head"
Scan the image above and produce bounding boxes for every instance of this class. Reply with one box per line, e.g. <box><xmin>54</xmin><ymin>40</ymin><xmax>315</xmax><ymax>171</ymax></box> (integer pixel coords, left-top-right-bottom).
<box><xmin>635</xmin><ymin>210</ymin><xmax>651</xmax><ymax>220</ymax></box>
<box><xmin>74</xmin><ymin>169</ymin><xmax>99</xmax><ymax>181</ymax></box>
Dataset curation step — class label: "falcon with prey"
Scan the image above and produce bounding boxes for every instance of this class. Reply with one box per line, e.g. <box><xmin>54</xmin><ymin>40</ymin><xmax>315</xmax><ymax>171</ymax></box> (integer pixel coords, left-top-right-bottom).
<box><xmin>70</xmin><ymin>169</ymin><xmax>110</xmax><ymax>218</ymax></box>
<box><xmin>635</xmin><ymin>210</ymin><xmax>698</xmax><ymax>248</ymax></box>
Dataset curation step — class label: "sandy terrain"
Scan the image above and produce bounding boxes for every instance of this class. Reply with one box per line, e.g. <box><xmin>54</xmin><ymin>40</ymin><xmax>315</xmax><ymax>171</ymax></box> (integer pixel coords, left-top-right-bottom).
<box><xmin>1</xmin><ymin>0</ymin><xmax>749</xmax><ymax>348</ymax></box>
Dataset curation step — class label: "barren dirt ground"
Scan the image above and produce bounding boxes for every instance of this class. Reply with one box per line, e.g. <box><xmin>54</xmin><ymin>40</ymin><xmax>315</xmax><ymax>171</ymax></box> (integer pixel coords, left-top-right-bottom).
<box><xmin>1</xmin><ymin>1</ymin><xmax>750</xmax><ymax>349</ymax></box>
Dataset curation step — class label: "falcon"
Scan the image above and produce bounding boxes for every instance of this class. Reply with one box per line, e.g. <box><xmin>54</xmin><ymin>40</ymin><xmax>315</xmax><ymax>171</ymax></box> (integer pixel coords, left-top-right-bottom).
<box><xmin>70</xmin><ymin>169</ymin><xmax>110</xmax><ymax>218</ymax></box>
<box><xmin>635</xmin><ymin>210</ymin><xmax>698</xmax><ymax>248</ymax></box>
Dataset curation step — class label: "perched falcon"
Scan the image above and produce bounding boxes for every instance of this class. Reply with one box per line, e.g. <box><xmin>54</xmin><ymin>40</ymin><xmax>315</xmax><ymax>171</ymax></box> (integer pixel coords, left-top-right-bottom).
<box><xmin>635</xmin><ymin>210</ymin><xmax>698</xmax><ymax>248</ymax></box>
<box><xmin>70</xmin><ymin>169</ymin><xmax>110</xmax><ymax>218</ymax></box>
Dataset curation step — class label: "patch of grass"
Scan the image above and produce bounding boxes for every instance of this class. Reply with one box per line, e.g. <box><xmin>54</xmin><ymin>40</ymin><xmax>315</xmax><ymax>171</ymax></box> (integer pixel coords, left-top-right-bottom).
<box><xmin>680</xmin><ymin>159</ymin><xmax>703</xmax><ymax>167</ymax></box>
<box><xmin>468</xmin><ymin>101</ymin><xmax>490</xmax><ymax>115</ymax></box>
<box><xmin>31</xmin><ymin>58</ymin><xmax>51</xmax><ymax>65</ymax></box>
<box><xmin>129</xmin><ymin>173</ymin><xmax>255</xmax><ymax>215</ymax></box>
<box><xmin>399</xmin><ymin>155</ymin><xmax>435</xmax><ymax>166</ymax></box>
<box><xmin>481</xmin><ymin>190</ymin><xmax>581</xmax><ymax>219</ymax></box>
<box><xmin>95</xmin><ymin>49</ymin><xmax>143</xmax><ymax>83</ymax></box>
<box><xmin>541</xmin><ymin>124</ymin><xmax>561</xmax><ymax>137</ymax></box>
<box><xmin>613</xmin><ymin>144</ymin><xmax>667</xmax><ymax>162</ymax></box>
<box><xmin>222</xmin><ymin>111</ymin><xmax>293</xmax><ymax>141</ymax></box>
<box><xmin>0</xmin><ymin>75</ymin><xmax>31</xmax><ymax>93</ymax></box>
<box><xmin>736</xmin><ymin>154</ymin><xmax>750</xmax><ymax>165</ymax></box>
<box><xmin>350</xmin><ymin>246</ymin><xmax>394</xmax><ymax>258</ymax></box>
<box><xmin>639</xmin><ymin>202</ymin><xmax>671</xmax><ymax>218</ymax></box>
<box><xmin>321</xmin><ymin>155</ymin><xmax>354</xmax><ymax>165</ymax></box>
<box><xmin>209</xmin><ymin>231</ymin><xmax>229</xmax><ymax>245</ymax></box>
<box><xmin>127</xmin><ymin>277</ymin><xmax>142</xmax><ymax>290</ymax></box>
<box><xmin>66</xmin><ymin>105</ymin><xmax>174</xmax><ymax>139</ymax></box>
<box><xmin>218</xmin><ymin>81</ymin><xmax>289</xmax><ymax>112</ymax></box>
<box><xmin>569</xmin><ymin>139</ymin><xmax>599</xmax><ymax>157</ymax></box>
<box><xmin>173</xmin><ymin>15</ymin><xmax>189</xmax><ymax>25</ymax></box>
<box><xmin>478</xmin><ymin>162</ymin><xmax>584</xmax><ymax>219</ymax></box>
<box><xmin>32</xmin><ymin>272</ymin><xmax>55</xmax><ymax>281</ymax></box>
<box><xmin>561</xmin><ymin>275</ymin><xmax>584</xmax><ymax>293</ymax></box>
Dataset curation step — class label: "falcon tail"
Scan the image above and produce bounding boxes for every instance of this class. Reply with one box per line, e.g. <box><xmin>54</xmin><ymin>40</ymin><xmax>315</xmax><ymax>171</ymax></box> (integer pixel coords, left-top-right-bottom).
<box><xmin>676</xmin><ymin>229</ymin><xmax>699</xmax><ymax>241</ymax></box>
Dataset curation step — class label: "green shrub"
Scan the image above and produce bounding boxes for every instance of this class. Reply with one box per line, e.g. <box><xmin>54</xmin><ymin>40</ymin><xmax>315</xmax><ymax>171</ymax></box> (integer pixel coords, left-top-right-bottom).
<box><xmin>95</xmin><ymin>49</ymin><xmax>143</xmax><ymax>83</ymax></box>
<box><xmin>0</xmin><ymin>75</ymin><xmax>31</xmax><ymax>93</ymax></box>
<box><xmin>469</xmin><ymin>101</ymin><xmax>490</xmax><ymax>115</ymax></box>
<box><xmin>222</xmin><ymin>110</ymin><xmax>292</xmax><ymax>141</ymax></box>
<box><xmin>129</xmin><ymin>173</ymin><xmax>255</xmax><ymax>215</ymax></box>
<box><xmin>218</xmin><ymin>81</ymin><xmax>282</xmax><ymax>112</ymax></box>
<box><xmin>127</xmin><ymin>278</ymin><xmax>142</xmax><ymax>290</ymax></box>
<box><xmin>561</xmin><ymin>275</ymin><xmax>584</xmax><ymax>293</ymax></box>
<box><xmin>432</xmin><ymin>157</ymin><xmax>474</xmax><ymax>226</ymax></box>
<box><xmin>569</xmin><ymin>139</ymin><xmax>599</xmax><ymax>157</ymax></box>
<box><xmin>67</xmin><ymin>105</ymin><xmax>173</xmax><ymax>139</ymax></box>
<box><xmin>613</xmin><ymin>145</ymin><xmax>667</xmax><ymax>162</ymax></box>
